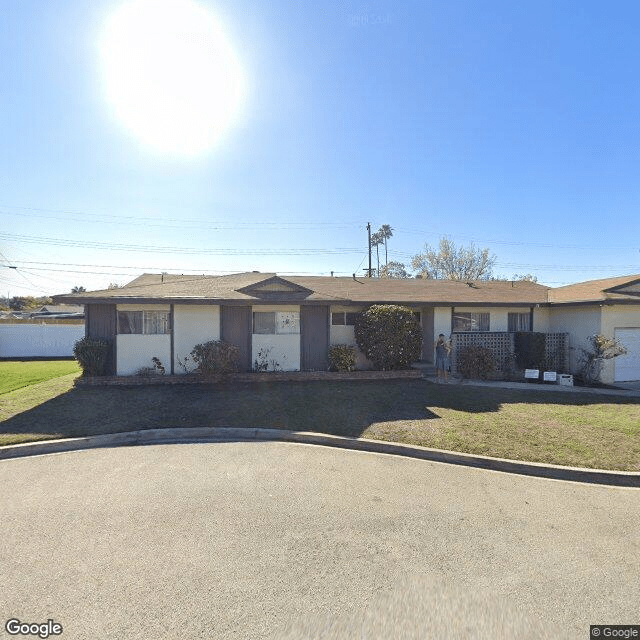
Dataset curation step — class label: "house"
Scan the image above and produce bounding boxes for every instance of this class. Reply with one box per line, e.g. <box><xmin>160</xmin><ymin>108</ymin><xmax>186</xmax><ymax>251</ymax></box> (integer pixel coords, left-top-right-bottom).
<box><xmin>0</xmin><ymin>304</ymin><xmax>85</xmax><ymax>358</ymax></box>
<box><xmin>52</xmin><ymin>272</ymin><xmax>640</xmax><ymax>383</ymax></box>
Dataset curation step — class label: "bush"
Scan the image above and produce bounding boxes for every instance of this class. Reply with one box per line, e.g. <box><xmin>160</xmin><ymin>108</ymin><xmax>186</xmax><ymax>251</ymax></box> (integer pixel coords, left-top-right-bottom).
<box><xmin>73</xmin><ymin>336</ymin><xmax>111</xmax><ymax>376</ymax></box>
<box><xmin>190</xmin><ymin>340</ymin><xmax>240</xmax><ymax>377</ymax></box>
<box><xmin>354</xmin><ymin>305</ymin><xmax>422</xmax><ymax>370</ymax></box>
<box><xmin>514</xmin><ymin>332</ymin><xmax>546</xmax><ymax>370</ymax></box>
<box><xmin>578</xmin><ymin>334</ymin><xmax>628</xmax><ymax>385</ymax></box>
<box><xmin>457</xmin><ymin>345</ymin><xmax>496</xmax><ymax>379</ymax></box>
<box><xmin>328</xmin><ymin>345</ymin><xmax>357</xmax><ymax>372</ymax></box>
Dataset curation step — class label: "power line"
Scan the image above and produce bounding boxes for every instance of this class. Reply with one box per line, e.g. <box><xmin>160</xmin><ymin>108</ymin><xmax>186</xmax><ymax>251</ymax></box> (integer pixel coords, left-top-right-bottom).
<box><xmin>0</xmin><ymin>232</ymin><xmax>362</xmax><ymax>255</ymax></box>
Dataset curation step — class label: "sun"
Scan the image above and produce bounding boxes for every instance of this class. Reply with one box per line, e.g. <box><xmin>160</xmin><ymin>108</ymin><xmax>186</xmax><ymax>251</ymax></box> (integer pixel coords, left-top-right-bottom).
<box><xmin>99</xmin><ymin>0</ymin><xmax>245</xmax><ymax>157</ymax></box>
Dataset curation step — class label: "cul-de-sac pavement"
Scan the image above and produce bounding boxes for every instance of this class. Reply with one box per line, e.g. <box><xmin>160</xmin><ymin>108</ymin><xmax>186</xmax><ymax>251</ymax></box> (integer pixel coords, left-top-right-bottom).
<box><xmin>1</xmin><ymin>441</ymin><xmax>638</xmax><ymax>639</ymax></box>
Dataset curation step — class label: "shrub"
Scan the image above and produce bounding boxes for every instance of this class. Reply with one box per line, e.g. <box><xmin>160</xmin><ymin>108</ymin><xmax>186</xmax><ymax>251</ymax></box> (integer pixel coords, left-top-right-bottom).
<box><xmin>190</xmin><ymin>340</ymin><xmax>240</xmax><ymax>377</ymax></box>
<box><xmin>136</xmin><ymin>357</ymin><xmax>166</xmax><ymax>377</ymax></box>
<box><xmin>73</xmin><ymin>336</ymin><xmax>111</xmax><ymax>376</ymax></box>
<box><xmin>514</xmin><ymin>332</ymin><xmax>546</xmax><ymax>370</ymax></box>
<box><xmin>328</xmin><ymin>344</ymin><xmax>357</xmax><ymax>372</ymax></box>
<box><xmin>578</xmin><ymin>334</ymin><xmax>628</xmax><ymax>385</ymax></box>
<box><xmin>354</xmin><ymin>305</ymin><xmax>422</xmax><ymax>370</ymax></box>
<box><xmin>457</xmin><ymin>345</ymin><xmax>496</xmax><ymax>379</ymax></box>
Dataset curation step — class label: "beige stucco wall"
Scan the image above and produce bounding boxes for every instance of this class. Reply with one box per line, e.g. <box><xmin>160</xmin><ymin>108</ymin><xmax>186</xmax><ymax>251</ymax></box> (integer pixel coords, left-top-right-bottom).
<box><xmin>116</xmin><ymin>334</ymin><xmax>171</xmax><ymax>375</ymax></box>
<box><xmin>547</xmin><ymin>305</ymin><xmax>602</xmax><ymax>376</ymax></box>
<box><xmin>533</xmin><ymin>307</ymin><xmax>550</xmax><ymax>332</ymax></box>
<box><xmin>601</xmin><ymin>305</ymin><xmax>640</xmax><ymax>383</ymax></box>
<box><xmin>173</xmin><ymin>304</ymin><xmax>220</xmax><ymax>373</ymax></box>
<box><xmin>251</xmin><ymin>305</ymin><xmax>300</xmax><ymax>371</ymax></box>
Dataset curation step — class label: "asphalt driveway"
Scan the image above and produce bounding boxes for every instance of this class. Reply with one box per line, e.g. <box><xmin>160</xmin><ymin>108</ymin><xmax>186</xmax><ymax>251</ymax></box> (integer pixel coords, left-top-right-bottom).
<box><xmin>1</xmin><ymin>442</ymin><xmax>638</xmax><ymax>639</ymax></box>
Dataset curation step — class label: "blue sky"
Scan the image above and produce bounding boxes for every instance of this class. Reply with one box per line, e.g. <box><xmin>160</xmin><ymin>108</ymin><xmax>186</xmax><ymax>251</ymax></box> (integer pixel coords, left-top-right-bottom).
<box><xmin>2</xmin><ymin>0</ymin><xmax>640</xmax><ymax>297</ymax></box>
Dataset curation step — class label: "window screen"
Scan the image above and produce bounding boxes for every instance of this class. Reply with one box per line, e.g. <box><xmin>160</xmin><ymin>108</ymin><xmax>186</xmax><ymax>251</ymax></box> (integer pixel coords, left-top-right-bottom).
<box><xmin>118</xmin><ymin>310</ymin><xmax>170</xmax><ymax>334</ymax></box>
<box><xmin>452</xmin><ymin>312</ymin><xmax>490</xmax><ymax>332</ymax></box>
<box><xmin>253</xmin><ymin>312</ymin><xmax>276</xmax><ymax>334</ymax></box>
<box><xmin>253</xmin><ymin>312</ymin><xmax>300</xmax><ymax>334</ymax></box>
<box><xmin>508</xmin><ymin>312</ymin><xmax>531</xmax><ymax>332</ymax></box>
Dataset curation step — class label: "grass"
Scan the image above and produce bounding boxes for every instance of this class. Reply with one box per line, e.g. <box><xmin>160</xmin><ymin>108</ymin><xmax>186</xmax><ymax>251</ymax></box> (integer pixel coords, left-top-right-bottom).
<box><xmin>1</xmin><ymin>366</ymin><xmax>639</xmax><ymax>471</ymax></box>
<box><xmin>0</xmin><ymin>360</ymin><xmax>81</xmax><ymax>395</ymax></box>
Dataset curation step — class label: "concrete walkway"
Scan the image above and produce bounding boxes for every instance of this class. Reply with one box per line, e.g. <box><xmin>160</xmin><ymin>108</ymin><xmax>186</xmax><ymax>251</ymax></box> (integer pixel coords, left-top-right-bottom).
<box><xmin>424</xmin><ymin>375</ymin><xmax>640</xmax><ymax>397</ymax></box>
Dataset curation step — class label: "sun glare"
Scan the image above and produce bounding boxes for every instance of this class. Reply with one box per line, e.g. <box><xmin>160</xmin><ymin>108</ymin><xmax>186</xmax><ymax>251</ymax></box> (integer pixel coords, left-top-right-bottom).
<box><xmin>99</xmin><ymin>0</ymin><xmax>244</xmax><ymax>156</ymax></box>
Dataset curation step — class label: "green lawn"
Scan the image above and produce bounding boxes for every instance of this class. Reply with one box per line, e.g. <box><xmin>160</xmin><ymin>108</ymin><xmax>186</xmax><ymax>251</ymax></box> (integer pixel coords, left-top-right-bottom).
<box><xmin>1</xmin><ymin>371</ymin><xmax>639</xmax><ymax>471</ymax></box>
<box><xmin>0</xmin><ymin>360</ymin><xmax>81</xmax><ymax>395</ymax></box>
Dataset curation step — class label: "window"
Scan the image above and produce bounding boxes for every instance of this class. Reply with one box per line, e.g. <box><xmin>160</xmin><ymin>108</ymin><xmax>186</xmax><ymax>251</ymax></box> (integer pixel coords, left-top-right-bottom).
<box><xmin>508</xmin><ymin>312</ymin><xmax>532</xmax><ymax>332</ymax></box>
<box><xmin>253</xmin><ymin>311</ymin><xmax>300</xmax><ymax>334</ymax></box>
<box><xmin>332</xmin><ymin>312</ymin><xmax>359</xmax><ymax>326</ymax></box>
<box><xmin>118</xmin><ymin>310</ymin><xmax>171</xmax><ymax>334</ymax></box>
<box><xmin>452</xmin><ymin>312</ymin><xmax>490</xmax><ymax>332</ymax></box>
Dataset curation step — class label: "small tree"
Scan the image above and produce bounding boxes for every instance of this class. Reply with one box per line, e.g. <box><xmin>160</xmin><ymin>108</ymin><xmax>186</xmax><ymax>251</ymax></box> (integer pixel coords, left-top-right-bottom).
<box><xmin>579</xmin><ymin>334</ymin><xmax>627</xmax><ymax>385</ymax></box>
<box><xmin>71</xmin><ymin>286</ymin><xmax>86</xmax><ymax>293</ymax></box>
<box><xmin>354</xmin><ymin>305</ymin><xmax>422</xmax><ymax>370</ymax></box>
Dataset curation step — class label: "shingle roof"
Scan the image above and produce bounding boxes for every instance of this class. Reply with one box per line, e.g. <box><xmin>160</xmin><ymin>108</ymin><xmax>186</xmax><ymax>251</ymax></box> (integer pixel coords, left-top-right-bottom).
<box><xmin>54</xmin><ymin>271</ymin><xmax>550</xmax><ymax>305</ymax></box>
<box><xmin>547</xmin><ymin>275</ymin><xmax>640</xmax><ymax>303</ymax></box>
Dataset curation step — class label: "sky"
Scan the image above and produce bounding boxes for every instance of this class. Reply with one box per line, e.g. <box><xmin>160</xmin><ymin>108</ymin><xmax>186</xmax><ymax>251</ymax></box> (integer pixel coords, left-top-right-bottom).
<box><xmin>2</xmin><ymin>0</ymin><xmax>640</xmax><ymax>298</ymax></box>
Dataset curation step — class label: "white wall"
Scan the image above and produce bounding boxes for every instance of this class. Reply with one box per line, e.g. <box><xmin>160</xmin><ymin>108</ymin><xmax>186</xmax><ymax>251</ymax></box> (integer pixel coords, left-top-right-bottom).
<box><xmin>547</xmin><ymin>306</ymin><xmax>602</xmax><ymax>375</ymax></box>
<box><xmin>173</xmin><ymin>304</ymin><xmax>220</xmax><ymax>373</ymax></box>
<box><xmin>251</xmin><ymin>305</ymin><xmax>300</xmax><ymax>371</ymax></box>
<box><xmin>329</xmin><ymin>305</ymin><xmax>373</xmax><ymax>370</ymax></box>
<box><xmin>116</xmin><ymin>334</ymin><xmax>171</xmax><ymax>376</ymax></box>
<box><xmin>0</xmin><ymin>324</ymin><xmax>85</xmax><ymax>357</ymax></box>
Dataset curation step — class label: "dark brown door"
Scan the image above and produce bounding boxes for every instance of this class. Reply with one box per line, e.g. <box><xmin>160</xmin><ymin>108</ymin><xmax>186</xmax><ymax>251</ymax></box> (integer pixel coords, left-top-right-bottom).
<box><xmin>300</xmin><ymin>305</ymin><xmax>329</xmax><ymax>371</ymax></box>
<box><xmin>221</xmin><ymin>306</ymin><xmax>252</xmax><ymax>372</ymax></box>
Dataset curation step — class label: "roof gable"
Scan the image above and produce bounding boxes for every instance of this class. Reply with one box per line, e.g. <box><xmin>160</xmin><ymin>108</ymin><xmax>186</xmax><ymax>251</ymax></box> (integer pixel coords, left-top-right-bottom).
<box><xmin>603</xmin><ymin>277</ymin><xmax>640</xmax><ymax>297</ymax></box>
<box><xmin>235</xmin><ymin>276</ymin><xmax>314</xmax><ymax>299</ymax></box>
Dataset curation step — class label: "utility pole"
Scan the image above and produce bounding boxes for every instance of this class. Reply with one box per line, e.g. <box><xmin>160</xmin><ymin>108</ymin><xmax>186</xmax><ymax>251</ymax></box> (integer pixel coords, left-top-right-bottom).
<box><xmin>366</xmin><ymin>222</ymin><xmax>373</xmax><ymax>277</ymax></box>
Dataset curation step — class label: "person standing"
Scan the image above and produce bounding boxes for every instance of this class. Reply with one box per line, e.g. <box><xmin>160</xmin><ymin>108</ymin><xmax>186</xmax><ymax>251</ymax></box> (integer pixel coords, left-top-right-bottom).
<box><xmin>435</xmin><ymin>334</ymin><xmax>451</xmax><ymax>383</ymax></box>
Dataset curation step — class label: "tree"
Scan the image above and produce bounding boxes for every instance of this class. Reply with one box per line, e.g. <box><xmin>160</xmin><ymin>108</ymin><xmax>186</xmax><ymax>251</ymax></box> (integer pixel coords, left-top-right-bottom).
<box><xmin>71</xmin><ymin>286</ymin><xmax>86</xmax><ymax>293</ymax></box>
<box><xmin>371</xmin><ymin>231</ymin><xmax>384</xmax><ymax>277</ymax></box>
<box><xmin>9</xmin><ymin>296</ymin><xmax>28</xmax><ymax>310</ymax></box>
<box><xmin>411</xmin><ymin>237</ymin><xmax>496</xmax><ymax>280</ymax></box>
<box><xmin>512</xmin><ymin>273</ymin><xmax>538</xmax><ymax>283</ymax></box>
<box><xmin>380</xmin><ymin>261</ymin><xmax>410</xmax><ymax>279</ymax></box>
<box><xmin>354</xmin><ymin>305</ymin><xmax>423</xmax><ymax>370</ymax></box>
<box><xmin>377</xmin><ymin>224</ymin><xmax>393</xmax><ymax>266</ymax></box>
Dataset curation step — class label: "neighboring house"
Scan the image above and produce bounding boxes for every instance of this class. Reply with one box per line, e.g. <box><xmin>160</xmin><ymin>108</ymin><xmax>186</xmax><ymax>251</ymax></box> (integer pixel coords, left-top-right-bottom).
<box><xmin>52</xmin><ymin>272</ymin><xmax>640</xmax><ymax>383</ymax></box>
<box><xmin>0</xmin><ymin>304</ymin><xmax>85</xmax><ymax>358</ymax></box>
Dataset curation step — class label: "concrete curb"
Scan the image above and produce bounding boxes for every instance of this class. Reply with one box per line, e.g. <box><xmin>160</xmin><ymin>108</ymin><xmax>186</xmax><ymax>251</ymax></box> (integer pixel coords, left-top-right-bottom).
<box><xmin>1</xmin><ymin>428</ymin><xmax>638</xmax><ymax>487</ymax></box>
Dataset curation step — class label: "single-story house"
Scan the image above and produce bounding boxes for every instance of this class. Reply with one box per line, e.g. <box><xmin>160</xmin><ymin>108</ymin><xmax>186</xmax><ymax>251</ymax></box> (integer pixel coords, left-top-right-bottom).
<box><xmin>53</xmin><ymin>272</ymin><xmax>640</xmax><ymax>384</ymax></box>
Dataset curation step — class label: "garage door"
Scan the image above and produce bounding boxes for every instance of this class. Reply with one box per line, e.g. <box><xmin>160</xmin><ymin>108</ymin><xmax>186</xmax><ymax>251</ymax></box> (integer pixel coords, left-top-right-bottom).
<box><xmin>614</xmin><ymin>328</ymin><xmax>640</xmax><ymax>382</ymax></box>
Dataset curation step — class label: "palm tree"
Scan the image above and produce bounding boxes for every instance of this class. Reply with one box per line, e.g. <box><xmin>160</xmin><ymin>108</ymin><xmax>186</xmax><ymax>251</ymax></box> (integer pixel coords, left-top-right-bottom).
<box><xmin>377</xmin><ymin>224</ymin><xmax>393</xmax><ymax>266</ymax></box>
<box><xmin>71</xmin><ymin>286</ymin><xmax>86</xmax><ymax>293</ymax></box>
<box><xmin>371</xmin><ymin>231</ymin><xmax>384</xmax><ymax>277</ymax></box>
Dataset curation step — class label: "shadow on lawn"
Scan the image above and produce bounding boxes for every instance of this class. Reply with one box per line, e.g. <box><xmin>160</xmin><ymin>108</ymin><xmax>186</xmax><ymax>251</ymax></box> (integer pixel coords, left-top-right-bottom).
<box><xmin>1</xmin><ymin>379</ymin><xmax>639</xmax><ymax>444</ymax></box>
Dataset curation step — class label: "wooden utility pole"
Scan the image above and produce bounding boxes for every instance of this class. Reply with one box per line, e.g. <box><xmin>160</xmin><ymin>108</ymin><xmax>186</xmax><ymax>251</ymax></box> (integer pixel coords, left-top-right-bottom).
<box><xmin>366</xmin><ymin>222</ymin><xmax>373</xmax><ymax>277</ymax></box>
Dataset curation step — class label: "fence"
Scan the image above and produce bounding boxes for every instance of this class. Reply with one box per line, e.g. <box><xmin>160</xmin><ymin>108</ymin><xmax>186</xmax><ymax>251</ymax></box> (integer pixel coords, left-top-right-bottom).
<box><xmin>0</xmin><ymin>323</ymin><xmax>85</xmax><ymax>358</ymax></box>
<box><xmin>451</xmin><ymin>332</ymin><xmax>569</xmax><ymax>375</ymax></box>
